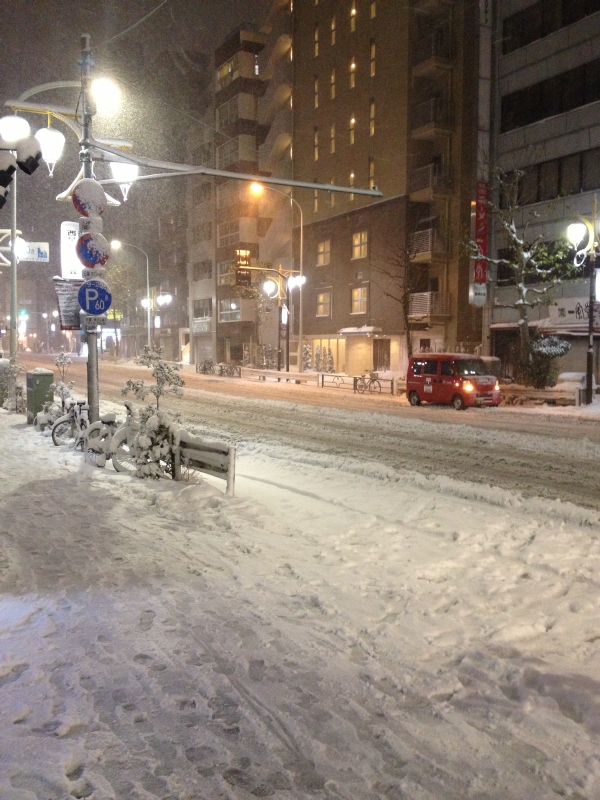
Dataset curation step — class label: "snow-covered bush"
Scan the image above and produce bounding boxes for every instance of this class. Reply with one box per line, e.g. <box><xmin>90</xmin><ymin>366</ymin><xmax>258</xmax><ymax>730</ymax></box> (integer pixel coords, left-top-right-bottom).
<box><xmin>0</xmin><ymin>356</ymin><xmax>24</xmax><ymax>413</ymax></box>
<box><xmin>314</xmin><ymin>345</ymin><xmax>322</xmax><ymax>372</ymax></box>
<box><xmin>131</xmin><ymin>407</ymin><xmax>179</xmax><ymax>479</ymax></box>
<box><xmin>302</xmin><ymin>343</ymin><xmax>313</xmax><ymax>371</ymax></box>
<box><xmin>326</xmin><ymin>347</ymin><xmax>335</xmax><ymax>373</ymax></box>
<box><xmin>525</xmin><ymin>336</ymin><xmax>571</xmax><ymax>389</ymax></box>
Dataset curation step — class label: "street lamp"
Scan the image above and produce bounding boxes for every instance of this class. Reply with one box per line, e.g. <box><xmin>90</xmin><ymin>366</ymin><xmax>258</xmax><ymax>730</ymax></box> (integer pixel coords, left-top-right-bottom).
<box><xmin>110</xmin><ymin>240</ymin><xmax>152</xmax><ymax>350</ymax></box>
<box><xmin>249</xmin><ymin>182</ymin><xmax>304</xmax><ymax>371</ymax></box>
<box><xmin>567</xmin><ymin>194</ymin><xmax>599</xmax><ymax>405</ymax></box>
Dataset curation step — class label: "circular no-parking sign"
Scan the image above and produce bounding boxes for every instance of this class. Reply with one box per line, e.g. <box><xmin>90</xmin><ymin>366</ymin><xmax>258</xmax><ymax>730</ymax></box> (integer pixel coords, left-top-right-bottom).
<box><xmin>78</xmin><ymin>279</ymin><xmax>112</xmax><ymax>315</ymax></box>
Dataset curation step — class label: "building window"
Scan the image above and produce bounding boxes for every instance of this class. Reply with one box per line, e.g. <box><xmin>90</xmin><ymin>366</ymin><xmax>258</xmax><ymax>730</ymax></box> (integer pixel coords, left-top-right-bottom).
<box><xmin>314</xmin><ymin>24</ymin><xmax>319</xmax><ymax>56</ymax></box>
<box><xmin>331</xmin><ymin>15</ymin><xmax>336</xmax><ymax>45</ymax></box>
<box><xmin>317</xmin><ymin>239</ymin><xmax>331</xmax><ymax>265</ymax></box>
<box><xmin>218</xmin><ymin>261</ymin><xmax>233</xmax><ymax>285</ymax></box>
<box><xmin>349</xmin><ymin>171</ymin><xmax>355</xmax><ymax>201</ymax></box>
<box><xmin>316</xmin><ymin>291</ymin><xmax>331</xmax><ymax>317</ymax></box>
<box><xmin>350</xmin><ymin>0</ymin><xmax>357</xmax><ymax>31</ymax></box>
<box><xmin>217</xmin><ymin>139</ymin><xmax>239</xmax><ymax>169</ymax></box>
<box><xmin>192</xmin><ymin>260</ymin><xmax>212</xmax><ymax>281</ymax></box>
<box><xmin>369</xmin><ymin>157</ymin><xmax>375</xmax><ymax>190</ymax></box>
<box><xmin>193</xmin><ymin>297</ymin><xmax>212</xmax><ymax>318</ymax></box>
<box><xmin>219</xmin><ymin>298</ymin><xmax>240</xmax><ymax>322</ymax></box>
<box><xmin>216</xmin><ymin>97</ymin><xmax>238</xmax><ymax>131</ymax></box>
<box><xmin>330</xmin><ymin>68</ymin><xmax>336</xmax><ymax>99</ymax></box>
<box><xmin>192</xmin><ymin>221</ymin><xmax>212</xmax><ymax>243</ymax></box>
<box><xmin>349</xmin><ymin>59</ymin><xmax>356</xmax><ymax>88</ymax></box>
<box><xmin>330</xmin><ymin>178</ymin><xmax>336</xmax><ymax>207</ymax></box>
<box><xmin>371</xmin><ymin>1</ymin><xmax>376</xmax><ymax>18</ymax></box>
<box><xmin>369</xmin><ymin>99</ymin><xmax>375</xmax><ymax>135</ymax></box>
<box><xmin>349</xmin><ymin>116</ymin><xmax>356</xmax><ymax>145</ymax></box>
<box><xmin>352</xmin><ymin>230</ymin><xmax>368</xmax><ymax>259</ymax></box>
<box><xmin>351</xmin><ymin>286</ymin><xmax>367</xmax><ymax>314</ymax></box>
<box><xmin>314</xmin><ymin>127</ymin><xmax>319</xmax><ymax>161</ymax></box>
<box><xmin>216</xmin><ymin>55</ymin><xmax>239</xmax><ymax>90</ymax></box>
<box><xmin>314</xmin><ymin>76</ymin><xmax>319</xmax><ymax>108</ymax></box>
<box><xmin>330</xmin><ymin>123</ymin><xmax>336</xmax><ymax>153</ymax></box>
<box><xmin>314</xmin><ymin>187</ymin><xmax>319</xmax><ymax>213</ymax></box>
<box><xmin>370</xmin><ymin>39</ymin><xmax>376</xmax><ymax>77</ymax></box>
<box><xmin>218</xmin><ymin>219</ymin><xmax>239</xmax><ymax>247</ymax></box>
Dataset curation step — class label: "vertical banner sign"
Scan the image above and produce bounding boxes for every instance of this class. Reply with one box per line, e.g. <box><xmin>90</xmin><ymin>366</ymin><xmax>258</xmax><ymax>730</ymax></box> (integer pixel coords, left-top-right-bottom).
<box><xmin>474</xmin><ymin>180</ymin><xmax>489</xmax><ymax>284</ymax></box>
<box><xmin>60</xmin><ymin>221</ymin><xmax>82</xmax><ymax>279</ymax></box>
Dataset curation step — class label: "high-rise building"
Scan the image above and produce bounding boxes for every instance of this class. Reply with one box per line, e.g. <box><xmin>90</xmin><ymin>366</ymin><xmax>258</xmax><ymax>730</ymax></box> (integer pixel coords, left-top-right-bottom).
<box><xmin>291</xmin><ymin>0</ymin><xmax>481</xmax><ymax>375</ymax></box>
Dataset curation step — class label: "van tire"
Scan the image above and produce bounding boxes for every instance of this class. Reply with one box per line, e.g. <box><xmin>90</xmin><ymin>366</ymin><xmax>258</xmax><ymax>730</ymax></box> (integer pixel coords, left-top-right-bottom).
<box><xmin>451</xmin><ymin>394</ymin><xmax>465</xmax><ymax>411</ymax></box>
<box><xmin>408</xmin><ymin>391</ymin><xmax>421</xmax><ymax>406</ymax></box>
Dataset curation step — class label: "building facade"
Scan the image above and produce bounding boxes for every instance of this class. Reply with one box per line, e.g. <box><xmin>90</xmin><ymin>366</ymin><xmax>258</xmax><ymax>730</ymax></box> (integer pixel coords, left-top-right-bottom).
<box><xmin>490</xmin><ymin>0</ymin><xmax>600</xmax><ymax>377</ymax></box>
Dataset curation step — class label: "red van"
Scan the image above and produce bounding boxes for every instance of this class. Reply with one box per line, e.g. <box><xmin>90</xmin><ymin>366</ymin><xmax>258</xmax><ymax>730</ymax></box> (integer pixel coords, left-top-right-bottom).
<box><xmin>406</xmin><ymin>354</ymin><xmax>501</xmax><ymax>410</ymax></box>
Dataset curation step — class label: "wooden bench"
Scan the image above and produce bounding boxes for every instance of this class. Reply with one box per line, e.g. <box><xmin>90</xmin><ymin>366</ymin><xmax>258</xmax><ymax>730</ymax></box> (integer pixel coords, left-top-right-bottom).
<box><xmin>172</xmin><ymin>429</ymin><xmax>236</xmax><ymax>496</ymax></box>
<box><xmin>240</xmin><ymin>367</ymin><xmax>318</xmax><ymax>384</ymax></box>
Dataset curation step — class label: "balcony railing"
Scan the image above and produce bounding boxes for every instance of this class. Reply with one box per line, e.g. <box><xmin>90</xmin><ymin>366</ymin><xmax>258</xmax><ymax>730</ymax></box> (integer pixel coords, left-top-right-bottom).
<box><xmin>408</xmin><ymin>291</ymin><xmax>451</xmax><ymax>317</ymax></box>
<box><xmin>411</xmin><ymin>98</ymin><xmax>454</xmax><ymax>131</ymax></box>
<box><xmin>412</xmin><ymin>26</ymin><xmax>453</xmax><ymax>68</ymax></box>
<box><xmin>410</xmin><ymin>163</ymin><xmax>453</xmax><ymax>194</ymax></box>
<box><xmin>410</xmin><ymin>228</ymin><xmax>447</xmax><ymax>257</ymax></box>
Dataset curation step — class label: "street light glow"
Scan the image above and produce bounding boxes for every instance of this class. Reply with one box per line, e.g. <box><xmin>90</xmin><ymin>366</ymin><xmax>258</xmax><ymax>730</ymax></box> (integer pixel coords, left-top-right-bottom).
<box><xmin>35</xmin><ymin>126</ymin><xmax>66</xmax><ymax>176</ymax></box>
<box><xmin>567</xmin><ymin>222</ymin><xmax>588</xmax><ymax>248</ymax></box>
<box><xmin>91</xmin><ymin>78</ymin><xmax>122</xmax><ymax>115</ymax></box>
<box><xmin>0</xmin><ymin>115</ymin><xmax>30</xmax><ymax>142</ymax></box>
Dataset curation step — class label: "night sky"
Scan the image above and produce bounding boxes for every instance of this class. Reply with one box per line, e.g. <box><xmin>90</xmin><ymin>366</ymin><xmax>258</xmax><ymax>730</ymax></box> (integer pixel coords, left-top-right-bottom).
<box><xmin>0</xmin><ymin>0</ymin><xmax>268</xmax><ymax>307</ymax></box>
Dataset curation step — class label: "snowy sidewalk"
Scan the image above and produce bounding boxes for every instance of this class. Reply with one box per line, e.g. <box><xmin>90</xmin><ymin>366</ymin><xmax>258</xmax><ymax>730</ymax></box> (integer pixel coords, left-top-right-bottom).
<box><xmin>1</xmin><ymin>410</ymin><xmax>600</xmax><ymax>799</ymax></box>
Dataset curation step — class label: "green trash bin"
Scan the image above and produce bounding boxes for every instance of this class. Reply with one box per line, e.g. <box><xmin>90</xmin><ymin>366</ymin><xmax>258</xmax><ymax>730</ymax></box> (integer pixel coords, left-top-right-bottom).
<box><xmin>26</xmin><ymin>368</ymin><xmax>54</xmax><ymax>425</ymax></box>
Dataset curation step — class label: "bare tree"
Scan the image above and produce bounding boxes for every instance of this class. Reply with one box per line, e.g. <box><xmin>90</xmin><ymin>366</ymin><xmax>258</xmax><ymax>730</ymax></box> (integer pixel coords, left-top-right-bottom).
<box><xmin>468</xmin><ymin>169</ymin><xmax>573</xmax><ymax>377</ymax></box>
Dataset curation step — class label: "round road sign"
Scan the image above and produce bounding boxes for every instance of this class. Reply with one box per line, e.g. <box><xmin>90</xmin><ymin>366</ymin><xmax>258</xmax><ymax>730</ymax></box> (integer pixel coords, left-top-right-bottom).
<box><xmin>78</xmin><ymin>279</ymin><xmax>112</xmax><ymax>315</ymax></box>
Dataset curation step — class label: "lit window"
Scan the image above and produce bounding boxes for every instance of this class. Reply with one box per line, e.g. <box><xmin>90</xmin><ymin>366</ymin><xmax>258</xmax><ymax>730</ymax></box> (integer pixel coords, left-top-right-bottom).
<box><xmin>314</xmin><ymin>24</ymin><xmax>319</xmax><ymax>57</ymax></box>
<box><xmin>369</xmin><ymin>99</ymin><xmax>375</xmax><ymax>136</ymax></box>
<box><xmin>317</xmin><ymin>239</ymin><xmax>331</xmax><ymax>266</ymax></box>
<box><xmin>352</xmin><ymin>286</ymin><xmax>367</xmax><ymax>314</ymax></box>
<box><xmin>370</xmin><ymin>40</ymin><xmax>376</xmax><ymax>77</ymax></box>
<box><xmin>349</xmin><ymin>60</ymin><xmax>356</xmax><ymax>88</ymax></box>
<box><xmin>314</xmin><ymin>76</ymin><xmax>319</xmax><ymax>108</ymax></box>
<box><xmin>330</xmin><ymin>177</ymin><xmax>336</xmax><ymax>207</ymax></box>
<box><xmin>331</xmin><ymin>15</ymin><xmax>336</xmax><ymax>45</ymax></box>
<box><xmin>350</xmin><ymin>0</ymin><xmax>357</xmax><ymax>31</ymax></box>
<box><xmin>330</xmin><ymin>68</ymin><xmax>336</xmax><ymax>99</ymax></box>
<box><xmin>371</xmin><ymin>1</ymin><xmax>376</xmax><ymax>18</ymax></box>
<box><xmin>349</xmin><ymin>171</ymin><xmax>355</xmax><ymax>201</ymax></box>
<box><xmin>314</xmin><ymin>127</ymin><xmax>319</xmax><ymax>161</ymax></box>
<box><xmin>349</xmin><ymin>117</ymin><xmax>355</xmax><ymax>145</ymax></box>
<box><xmin>352</xmin><ymin>230</ymin><xmax>368</xmax><ymax>259</ymax></box>
<box><xmin>313</xmin><ymin>188</ymin><xmax>319</xmax><ymax>213</ymax></box>
<box><xmin>219</xmin><ymin>297</ymin><xmax>240</xmax><ymax>322</ymax></box>
<box><xmin>369</xmin><ymin>156</ymin><xmax>375</xmax><ymax>190</ymax></box>
<box><xmin>330</xmin><ymin>123</ymin><xmax>336</xmax><ymax>153</ymax></box>
<box><xmin>317</xmin><ymin>291</ymin><xmax>331</xmax><ymax>317</ymax></box>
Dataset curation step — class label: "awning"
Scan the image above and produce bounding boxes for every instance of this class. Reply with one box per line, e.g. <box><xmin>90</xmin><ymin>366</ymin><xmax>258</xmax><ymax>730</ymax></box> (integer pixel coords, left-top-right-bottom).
<box><xmin>338</xmin><ymin>326</ymin><xmax>383</xmax><ymax>335</ymax></box>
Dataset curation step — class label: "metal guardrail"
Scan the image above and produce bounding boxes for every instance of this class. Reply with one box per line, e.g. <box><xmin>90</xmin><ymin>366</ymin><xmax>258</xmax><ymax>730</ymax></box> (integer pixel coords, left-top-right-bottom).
<box><xmin>412</xmin><ymin>27</ymin><xmax>453</xmax><ymax>67</ymax></box>
<box><xmin>410</xmin><ymin>163</ymin><xmax>453</xmax><ymax>194</ymax></box>
<box><xmin>408</xmin><ymin>291</ymin><xmax>451</xmax><ymax>317</ymax></box>
<box><xmin>409</xmin><ymin>229</ymin><xmax>447</xmax><ymax>257</ymax></box>
<box><xmin>411</xmin><ymin>98</ymin><xmax>454</xmax><ymax>130</ymax></box>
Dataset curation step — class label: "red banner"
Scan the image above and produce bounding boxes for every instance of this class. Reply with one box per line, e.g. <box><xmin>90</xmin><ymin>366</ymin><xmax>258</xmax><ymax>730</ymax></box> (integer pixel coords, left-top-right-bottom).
<box><xmin>474</xmin><ymin>180</ymin><xmax>488</xmax><ymax>284</ymax></box>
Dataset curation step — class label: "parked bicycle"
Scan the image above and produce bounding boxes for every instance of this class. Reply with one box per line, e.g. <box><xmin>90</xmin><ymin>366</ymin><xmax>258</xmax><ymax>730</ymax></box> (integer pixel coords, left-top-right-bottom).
<box><xmin>197</xmin><ymin>359</ymin><xmax>215</xmax><ymax>375</ymax></box>
<box><xmin>84</xmin><ymin>400</ymin><xmax>141</xmax><ymax>473</ymax></box>
<box><xmin>51</xmin><ymin>398</ymin><xmax>90</xmax><ymax>448</ymax></box>
<box><xmin>355</xmin><ymin>372</ymin><xmax>382</xmax><ymax>394</ymax></box>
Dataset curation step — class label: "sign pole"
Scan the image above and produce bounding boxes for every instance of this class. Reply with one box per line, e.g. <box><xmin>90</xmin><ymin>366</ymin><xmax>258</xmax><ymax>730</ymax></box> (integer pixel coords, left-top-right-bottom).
<box><xmin>79</xmin><ymin>33</ymin><xmax>100</xmax><ymax>423</ymax></box>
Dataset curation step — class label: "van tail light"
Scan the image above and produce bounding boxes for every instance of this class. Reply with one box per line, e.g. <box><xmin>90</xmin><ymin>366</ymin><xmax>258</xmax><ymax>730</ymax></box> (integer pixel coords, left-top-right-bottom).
<box><xmin>494</xmin><ymin>381</ymin><xmax>500</xmax><ymax>391</ymax></box>
<box><xmin>463</xmin><ymin>381</ymin><xmax>474</xmax><ymax>392</ymax></box>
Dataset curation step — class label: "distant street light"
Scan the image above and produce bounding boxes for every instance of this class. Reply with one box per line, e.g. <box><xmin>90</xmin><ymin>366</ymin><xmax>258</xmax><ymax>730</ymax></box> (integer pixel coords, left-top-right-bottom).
<box><xmin>111</xmin><ymin>239</ymin><xmax>152</xmax><ymax>349</ymax></box>
<box><xmin>250</xmin><ymin>182</ymin><xmax>304</xmax><ymax>371</ymax></box>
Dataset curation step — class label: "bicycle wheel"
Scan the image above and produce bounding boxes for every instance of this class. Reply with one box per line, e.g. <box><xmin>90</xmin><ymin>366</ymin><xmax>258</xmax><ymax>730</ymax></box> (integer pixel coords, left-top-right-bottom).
<box><xmin>356</xmin><ymin>377</ymin><xmax>367</xmax><ymax>394</ymax></box>
<box><xmin>369</xmin><ymin>380</ymin><xmax>381</xmax><ymax>394</ymax></box>
<box><xmin>52</xmin><ymin>417</ymin><xmax>75</xmax><ymax>446</ymax></box>
<box><xmin>85</xmin><ymin>424</ymin><xmax>108</xmax><ymax>466</ymax></box>
<box><xmin>110</xmin><ymin>428</ymin><xmax>138</xmax><ymax>474</ymax></box>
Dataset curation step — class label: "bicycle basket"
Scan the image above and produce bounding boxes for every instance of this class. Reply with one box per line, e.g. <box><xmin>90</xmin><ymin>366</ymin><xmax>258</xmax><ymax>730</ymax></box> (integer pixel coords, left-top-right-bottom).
<box><xmin>369</xmin><ymin>372</ymin><xmax>379</xmax><ymax>380</ymax></box>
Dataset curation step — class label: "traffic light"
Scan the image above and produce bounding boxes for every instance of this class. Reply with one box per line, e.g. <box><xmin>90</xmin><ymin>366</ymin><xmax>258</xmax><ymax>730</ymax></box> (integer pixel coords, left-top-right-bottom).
<box><xmin>0</xmin><ymin>135</ymin><xmax>42</xmax><ymax>210</ymax></box>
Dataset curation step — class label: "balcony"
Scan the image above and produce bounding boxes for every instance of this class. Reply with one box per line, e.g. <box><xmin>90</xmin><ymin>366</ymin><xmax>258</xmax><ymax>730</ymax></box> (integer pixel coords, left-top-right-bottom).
<box><xmin>409</xmin><ymin>163</ymin><xmax>453</xmax><ymax>202</ymax></box>
<box><xmin>412</xmin><ymin>27</ymin><xmax>453</xmax><ymax>78</ymax></box>
<box><xmin>409</xmin><ymin>228</ymin><xmax>447</xmax><ymax>262</ymax></box>
<box><xmin>411</xmin><ymin>98</ymin><xmax>454</xmax><ymax>139</ymax></box>
<box><xmin>413</xmin><ymin>0</ymin><xmax>453</xmax><ymax>15</ymax></box>
<box><xmin>408</xmin><ymin>291</ymin><xmax>451</xmax><ymax>321</ymax></box>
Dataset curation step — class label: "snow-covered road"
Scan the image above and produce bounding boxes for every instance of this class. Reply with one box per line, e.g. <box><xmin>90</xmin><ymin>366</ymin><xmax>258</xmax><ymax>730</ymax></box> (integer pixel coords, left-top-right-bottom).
<box><xmin>1</xmin><ymin>394</ymin><xmax>600</xmax><ymax>799</ymax></box>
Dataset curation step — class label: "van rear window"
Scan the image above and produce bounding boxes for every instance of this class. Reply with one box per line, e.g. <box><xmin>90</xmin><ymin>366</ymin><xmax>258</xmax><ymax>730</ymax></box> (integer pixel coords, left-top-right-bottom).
<box><xmin>455</xmin><ymin>359</ymin><xmax>488</xmax><ymax>376</ymax></box>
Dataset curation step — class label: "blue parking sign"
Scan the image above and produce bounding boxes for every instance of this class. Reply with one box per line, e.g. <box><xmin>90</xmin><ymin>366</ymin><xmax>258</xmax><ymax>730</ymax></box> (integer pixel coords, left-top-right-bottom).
<box><xmin>78</xmin><ymin>279</ymin><xmax>112</xmax><ymax>315</ymax></box>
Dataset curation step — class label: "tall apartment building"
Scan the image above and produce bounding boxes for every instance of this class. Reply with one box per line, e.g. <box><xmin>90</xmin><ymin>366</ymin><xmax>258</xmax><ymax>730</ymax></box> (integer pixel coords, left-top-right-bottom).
<box><xmin>491</xmin><ymin>0</ymin><xmax>600</xmax><ymax>376</ymax></box>
<box><xmin>291</xmin><ymin>0</ymin><xmax>481</xmax><ymax>375</ymax></box>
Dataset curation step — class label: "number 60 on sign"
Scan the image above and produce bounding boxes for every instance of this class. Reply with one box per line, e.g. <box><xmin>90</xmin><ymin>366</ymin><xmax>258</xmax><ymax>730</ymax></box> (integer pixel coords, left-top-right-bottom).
<box><xmin>78</xmin><ymin>279</ymin><xmax>112</xmax><ymax>315</ymax></box>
